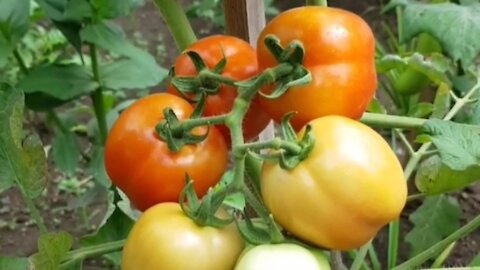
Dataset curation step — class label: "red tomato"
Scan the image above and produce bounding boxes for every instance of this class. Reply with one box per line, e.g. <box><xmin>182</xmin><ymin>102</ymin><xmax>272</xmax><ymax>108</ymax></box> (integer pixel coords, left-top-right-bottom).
<box><xmin>256</xmin><ymin>7</ymin><xmax>377</xmax><ymax>130</ymax></box>
<box><xmin>167</xmin><ymin>35</ymin><xmax>271</xmax><ymax>144</ymax></box>
<box><xmin>104</xmin><ymin>93</ymin><xmax>229</xmax><ymax>211</ymax></box>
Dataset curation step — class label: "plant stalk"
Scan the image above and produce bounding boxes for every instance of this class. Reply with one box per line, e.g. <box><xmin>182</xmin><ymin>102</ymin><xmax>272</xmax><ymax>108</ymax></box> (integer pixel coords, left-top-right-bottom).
<box><xmin>392</xmin><ymin>215</ymin><xmax>480</xmax><ymax>270</ymax></box>
<box><xmin>88</xmin><ymin>43</ymin><xmax>108</xmax><ymax>144</ymax></box>
<box><xmin>350</xmin><ymin>241</ymin><xmax>372</xmax><ymax>270</ymax></box>
<box><xmin>331</xmin><ymin>251</ymin><xmax>347</xmax><ymax>270</ymax></box>
<box><xmin>153</xmin><ymin>0</ymin><xmax>197</xmax><ymax>51</ymax></box>
<box><xmin>306</xmin><ymin>0</ymin><xmax>328</xmax><ymax>6</ymax></box>
<box><xmin>13</xmin><ymin>49</ymin><xmax>29</xmax><ymax>75</ymax></box>
<box><xmin>60</xmin><ymin>239</ymin><xmax>125</xmax><ymax>269</ymax></box>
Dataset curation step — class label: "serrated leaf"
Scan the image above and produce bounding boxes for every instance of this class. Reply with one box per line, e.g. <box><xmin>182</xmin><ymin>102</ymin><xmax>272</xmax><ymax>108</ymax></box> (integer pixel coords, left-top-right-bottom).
<box><xmin>17</xmin><ymin>63</ymin><xmax>97</xmax><ymax>100</ymax></box>
<box><xmin>421</xmin><ymin>119</ymin><xmax>480</xmax><ymax>171</ymax></box>
<box><xmin>415</xmin><ymin>155</ymin><xmax>480</xmax><ymax>194</ymax></box>
<box><xmin>100</xmin><ymin>58</ymin><xmax>167</xmax><ymax>90</ymax></box>
<box><xmin>0</xmin><ymin>0</ymin><xmax>30</xmax><ymax>63</ymax></box>
<box><xmin>401</xmin><ymin>2</ymin><xmax>480</xmax><ymax>68</ymax></box>
<box><xmin>0</xmin><ymin>83</ymin><xmax>47</xmax><ymax>197</ymax></box>
<box><xmin>0</xmin><ymin>257</ymin><xmax>29</xmax><ymax>270</ymax></box>
<box><xmin>30</xmin><ymin>231</ymin><xmax>74</xmax><ymax>270</ymax></box>
<box><xmin>405</xmin><ymin>195</ymin><xmax>461</xmax><ymax>257</ymax></box>
<box><xmin>91</xmin><ymin>0</ymin><xmax>143</xmax><ymax>19</ymax></box>
<box><xmin>80</xmin><ymin>197</ymin><xmax>133</xmax><ymax>266</ymax></box>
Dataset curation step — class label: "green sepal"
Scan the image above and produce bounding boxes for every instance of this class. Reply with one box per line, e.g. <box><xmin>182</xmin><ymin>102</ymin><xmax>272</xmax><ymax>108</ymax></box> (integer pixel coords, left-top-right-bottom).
<box><xmin>185</xmin><ymin>51</ymin><xmax>207</xmax><ymax>72</ymax></box>
<box><xmin>180</xmin><ymin>175</ymin><xmax>234</xmax><ymax>228</ymax></box>
<box><xmin>155</xmin><ymin>108</ymin><xmax>209</xmax><ymax>153</ymax></box>
<box><xmin>260</xmin><ymin>35</ymin><xmax>311</xmax><ymax>99</ymax></box>
<box><xmin>278</xmin><ymin>118</ymin><xmax>315</xmax><ymax>170</ymax></box>
<box><xmin>235</xmin><ymin>210</ymin><xmax>273</xmax><ymax>245</ymax></box>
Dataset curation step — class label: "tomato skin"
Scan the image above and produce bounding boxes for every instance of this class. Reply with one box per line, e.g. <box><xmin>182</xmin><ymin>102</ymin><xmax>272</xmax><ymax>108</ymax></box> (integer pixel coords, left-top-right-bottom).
<box><xmin>234</xmin><ymin>243</ymin><xmax>330</xmax><ymax>270</ymax></box>
<box><xmin>261</xmin><ymin>116</ymin><xmax>407</xmax><ymax>250</ymax></box>
<box><xmin>121</xmin><ymin>203</ymin><xmax>245</xmax><ymax>270</ymax></box>
<box><xmin>167</xmin><ymin>35</ymin><xmax>271</xmax><ymax>144</ymax></box>
<box><xmin>104</xmin><ymin>93</ymin><xmax>228</xmax><ymax>211</ymax></box>
<box><xmin>256</xmin><ymin>7</ymin><xmax>377</xmax><ymax>130</ymax></box>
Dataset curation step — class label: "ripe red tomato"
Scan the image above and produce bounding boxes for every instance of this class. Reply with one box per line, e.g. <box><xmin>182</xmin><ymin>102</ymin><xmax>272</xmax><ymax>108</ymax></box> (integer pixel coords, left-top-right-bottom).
<box><xmin>167</xmin><ymin>35</ymin><xmax>271</xmax><ymax>144</ymax></box>
<box><xmin>104</xmin><ymin>93</ymin><xmax>229</xmax><ymax>211</ymax></box>
<box><xmin>256</xmin><ymin>7</ymin><xmax>377</xmax><ymax>130</ymax></box>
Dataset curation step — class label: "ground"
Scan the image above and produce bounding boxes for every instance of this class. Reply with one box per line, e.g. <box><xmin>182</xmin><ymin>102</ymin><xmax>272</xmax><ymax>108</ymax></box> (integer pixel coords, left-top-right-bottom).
<box><xmin>0</xmin><ymin>0</ymin><xmax>479</xmax><ymax>269</ymax></box>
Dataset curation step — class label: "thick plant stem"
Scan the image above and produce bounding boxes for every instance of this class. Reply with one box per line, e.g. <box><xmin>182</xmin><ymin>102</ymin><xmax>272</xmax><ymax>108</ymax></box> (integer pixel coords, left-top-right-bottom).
<box><xmin>60</xmin><ymin>239</ymin><xmax>125</xmax><ymax>269</ymax></box>
<box><xmin>153</xmin><ymin>0</ymin><xmax>197</xmax><ymax>51</ymax></box>
<box><xmin>350</xmin><ymin>241</ymin><xmax>372</xmax><ymax>270</ymax></box>
<box><xmin>387</xmin><ymin>221</ymin><xmax>400</xmax><ymax>269</ymax></box>
<box><xmin>331</xmin><ymin>251</ymin><xmax>347</xmax><ymax>270</ymax></box>
<box><xmin>89</xmin><ymin>44</ymin><xmax>108</xmax><ymax>144</ymax></box>
<box><xmin>360</xmin><ymin>113</ymin><xmax>426</xmax><ymax>129</ymax></box>
<box><xmin>392</xmin><ymin>214</ymin><xmax>480</xmax><ymax>270</ymax></box>
<box><xmin>306</xmin><ymin>0</ymin><xmax>328</xmax><ymax>6</ymax></box>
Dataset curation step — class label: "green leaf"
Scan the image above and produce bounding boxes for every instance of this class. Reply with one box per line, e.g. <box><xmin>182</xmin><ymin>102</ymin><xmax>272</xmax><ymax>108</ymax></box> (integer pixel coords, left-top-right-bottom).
<box><xmin>421</xmin><ymin>119</ymin><xmax>480</xmax><ymax>171</ymax></box>
<box><xmin>100</xmin><ymin>58</ymin><xmax>167</xmax><ymax>90</ymax></box>
<box><xmin>213</xmin><ymin>170</ymin><xmax>245</xmax><ymax>210</ymax></box>
<box><xmin>401</xmin><ymin>2</ymin><xmax>480</xmax><ymax>68</ymax></box>
<box><xmin>0</xmin><ymin>0</ymin><xmax>30</xmax><ymax>63</ymax></box>
<box><xmin>91</xmin><ymin>0</ymin><xmax>143</xmax><ymax>19</ymax></box>
<box><xmin>17</xmin><ymin>63</ymin><xmax>97</xmax><ymax>100</ymax></box>
<box><xmin>116</xmin><ymin>188</ymin><xmax>141</xmax><ymax>221</ymax></box>
<box><xmin>0</xmin><ymin>83</ymin><xmax>47</xmax><ymax>197</ymax></box>
<box><xmin>405</xmin><ymin>195</ymin><xmax>461</xmax><ymax>257</ymax></box>
<box><xmin>0</xmin><ymin>257</ymin><xmax>29</xmax><ymax>270</ymax></box>
<box><xmin>52</xmin><ymin>129</ymin><xmax>80</xmax><ymax>176</ymax></box>
<box><xmin>415</xmin><ymin>155</ymin><xmax>480</xmax><ymax>194</ymax></box>
<box><xmin>431</xmin><ymin>83</ymin><xmax>451</xmax><ymax>119</ymax></box>
<box><xmin>80</xmin><ymin>197</ymin><xmax>133</xmax><ymax>266</ymax></box>
<box><xmin>408</xmin><ymin>102</ymin><xmax>434</xmax><ymax>118</ymax></box>
<box><xmin>24</xmin><ymin>92</ymin><xmax>69</xmax><ymax>111</ymax></box>
<box><xmin>30</xmin><ymin>231</ymin><xmax>74</xmax><ymax>270</ymax></box>
<box><xmin>80</xmin><ymin>22</ymin><xmax>165</xmax><ymax>89</ymax></box>
<box><xmin>366</xmin><ymin>98</ymin><xmax>387</xmax><ymax>114</ymax></box>
<box><xmin>375</xmin><ymin>53</ymin><xmax>452</xmax><ymax>86</ymax></box>
<box><xmin>470</xmin><ymin>253</ymin><xmax>480</xmax><ymax>266</ymax></box>
<box><xmin>87</xmin><ymin>145</ymin><xmax>110</xmax><ymax>188</ymax></box>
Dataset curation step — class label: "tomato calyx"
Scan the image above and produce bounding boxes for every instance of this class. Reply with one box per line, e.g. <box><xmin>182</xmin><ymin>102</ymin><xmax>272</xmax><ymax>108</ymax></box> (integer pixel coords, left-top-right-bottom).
<box><xmin>155</xmin><ymin>99</ymin><xmax>211</xmax><ymax>152</ymax></box>
<box><xmin>259</xmin><ymin>35</ymin><xmax>311</xmax><ymax>99</ymax></box>
<box><xmin>235</xmin><ymin>209</ymin><xmax>285</xmax><ymax>245</ymax></box>
<box><xmin>170</xmin><ymin>51</ymin><xmax>235</xmax><ymax>102</ymax></box>
<box><xmin>179</xmin><ymin>174</ymin><xmax>234</xmax><ymax>228</ymax></box>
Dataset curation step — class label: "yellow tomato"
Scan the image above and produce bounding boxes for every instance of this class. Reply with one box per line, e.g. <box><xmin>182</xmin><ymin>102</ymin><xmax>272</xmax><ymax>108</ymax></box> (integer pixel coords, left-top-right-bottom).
<box><xmin>121</xmin><ymin>203</ymin><xmax>244</xmax><ymax>270</ymax></box>
<box><xmin>261</xmin><ymin>116</ymin><xmax>407</xmax><ymax>250</ymax></box>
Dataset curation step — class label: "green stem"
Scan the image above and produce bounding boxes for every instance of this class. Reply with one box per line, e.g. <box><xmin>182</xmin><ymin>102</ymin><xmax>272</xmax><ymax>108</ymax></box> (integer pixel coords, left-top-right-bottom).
<box><xmin>153</xmin><ymin>0</ymin><xmax>197</xmax><ymax>51</ymax></box>
<box><xmin>181</xmin><ymin>114</ymin><xmax>228</xmax><ymax>131</ymax></box>
<box><xmin>368</xmin><ymin>244</ymin><xmax>381</xmax><ymax>270</ymax></box>
<box><xmin>60</xmin><ymin>239</ymin><xmax>125</xmax><ymax>269</ymax></box>
<box><xmin>387</xmin><ymin>221</ymin><xmax>400</xmax><ymax>269</ymax></box>
<box><xmin>350</xmin><ymin>241</ymin><xmax>372</xmax><ymax>270</ymax></box>
<box><xmin>200</xmin><ymin>70</ymin><xmax>237</xmax><ymax>87</ymax></box>
<box><xmin>331</xmin><ymin>251</ymin><xmax>347</xmax><ymax>270</ymax></box>
<box><xmin>360</xmin><ymin>113</ymin><xmax>426</xmax><ymax>129</ymax></box>
<box><xmin>235</xmin><ymin>138</ymin><xmax>302</xmax><ymax>156</ymax></box>
<box><xmin>431</xmin><ymin>241</ymin><xmax>456</xmax><ymax>268</ymax></box>
<box><xmin>392</xmin><ymin>215</ymin><xmax>480</xmax><ymax>270</ymax></box>
<box><xmin>89</xmin><ymin>43</ymin><xmax>108</xmax><ymax>144</ymax></box>
<box><xmin>13</xmin><ymin>49</ymin><xmax>29</xmax><ymax>74</ymax></box>
<box><xmin>22</xmin><ymin>190</ymin><xmax>47</xmax><ymax>234</ymax></box>
<box><xmin>306</xmin><ymin>0</ymin><xmax>328</xmax><ymax>6</ymax></box>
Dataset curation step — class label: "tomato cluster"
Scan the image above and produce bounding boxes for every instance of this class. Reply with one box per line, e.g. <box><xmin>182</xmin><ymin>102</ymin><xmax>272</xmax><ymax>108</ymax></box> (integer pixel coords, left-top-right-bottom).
<box><xmin>104</xmin><ymin>6</ymin><xmax>407</xmax><ymax>270</ymax></box>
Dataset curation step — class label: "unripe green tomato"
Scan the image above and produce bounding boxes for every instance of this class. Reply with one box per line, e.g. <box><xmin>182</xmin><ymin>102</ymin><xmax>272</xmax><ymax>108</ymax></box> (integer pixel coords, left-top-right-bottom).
<box><xmin>234</xmin><ymin>243</ymin><xmax>331</xmax><ymax>270</ymax></box>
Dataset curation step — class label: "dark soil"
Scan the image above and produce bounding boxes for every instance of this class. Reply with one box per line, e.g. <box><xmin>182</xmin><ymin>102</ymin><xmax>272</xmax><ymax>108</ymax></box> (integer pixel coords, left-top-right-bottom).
<box><xmin>1</xmin><ymin>0</ymin><xmax>479</xmax><ymax>269</ymax></box>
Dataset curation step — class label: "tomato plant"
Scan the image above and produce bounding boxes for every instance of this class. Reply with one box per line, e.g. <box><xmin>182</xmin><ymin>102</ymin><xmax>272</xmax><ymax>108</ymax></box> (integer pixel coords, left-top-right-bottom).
<box><xmin>104</xmin><ymin>93</ymin><xmax>229</xmax><ymax>211</ymax></box>
<box><xmin>256</xmin><ymin>6</ymin><xmax>377</xmax><ymax>130</ymax></box>
<box><xmin>234</xmin><ymin>243</ymin><xmax>331</xmax><ymax>270</ymax></box>
<box><xmin>261</xmin><ymin>116</ymin><xmax>407</xmax><ymax>250</ymax></box>
<box><xmin>167</xmin><ymin>35</ymin><xmax>271</xmax><ymax>144</ymax></box>
<box><xmin>122</xmin><ymin>203</ymin><xmax>245</xmax><ymax>270</ymax></box>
